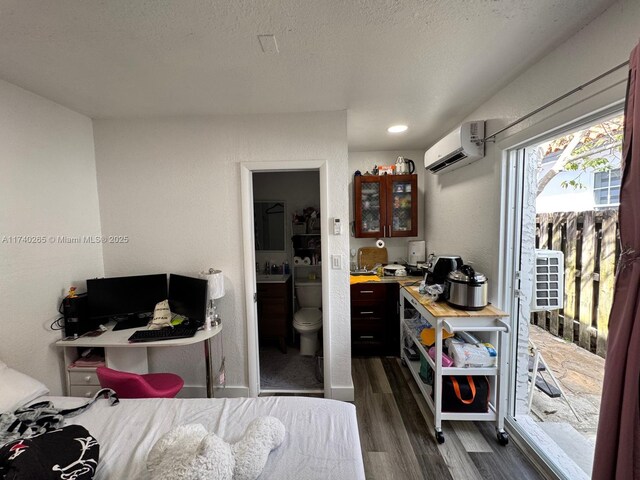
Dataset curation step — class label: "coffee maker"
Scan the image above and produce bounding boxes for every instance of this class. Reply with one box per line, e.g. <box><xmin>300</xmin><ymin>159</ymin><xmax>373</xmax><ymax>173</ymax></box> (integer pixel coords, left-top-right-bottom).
<box><xmin>424</xmin><ymin>254</ymin><xmax>463</xmax><ymax>285</ymax></box>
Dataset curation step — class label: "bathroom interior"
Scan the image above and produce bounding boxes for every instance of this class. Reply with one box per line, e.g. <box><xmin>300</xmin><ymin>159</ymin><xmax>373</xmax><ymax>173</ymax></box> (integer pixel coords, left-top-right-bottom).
<box><xmin>253</xmin><ymin>171</ymin><xmax>323</xmax><ymax>393</ymax></box>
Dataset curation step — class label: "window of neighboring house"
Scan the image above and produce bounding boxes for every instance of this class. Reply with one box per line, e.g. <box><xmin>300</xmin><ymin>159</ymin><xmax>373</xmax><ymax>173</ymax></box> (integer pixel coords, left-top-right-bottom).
<box><xmin>593</xmin><ymin>168</ymin><xmax>621</xmax><ymax>208</ymax></box>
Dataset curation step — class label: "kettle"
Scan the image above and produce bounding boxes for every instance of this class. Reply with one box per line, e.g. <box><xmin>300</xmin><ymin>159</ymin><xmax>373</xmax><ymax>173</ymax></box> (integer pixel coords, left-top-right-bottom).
<box><xmin>395</xmin><ymin>156</ymin><xmax>416</xmax><ymax>175</ymax></box>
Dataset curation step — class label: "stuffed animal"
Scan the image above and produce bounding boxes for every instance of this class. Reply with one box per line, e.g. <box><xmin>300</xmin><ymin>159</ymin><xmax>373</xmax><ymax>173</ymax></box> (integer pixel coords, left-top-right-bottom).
<box><xmin>147</xmin><ymin>416</ymin><xmax>285</xmax><ymax>480</ymax></box>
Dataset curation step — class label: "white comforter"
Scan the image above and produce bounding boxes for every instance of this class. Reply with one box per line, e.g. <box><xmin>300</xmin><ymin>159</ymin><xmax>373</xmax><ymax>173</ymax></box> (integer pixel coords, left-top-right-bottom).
<box><xmin>41</xmin><ymin>395</ymin><xmax>365</xmax><ymax>480</ymax></box>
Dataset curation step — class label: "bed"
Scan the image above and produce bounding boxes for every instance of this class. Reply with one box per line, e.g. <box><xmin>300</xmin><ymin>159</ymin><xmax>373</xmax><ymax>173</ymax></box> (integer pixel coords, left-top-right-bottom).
<box><xmin>0</xmin><ymin>360</ymin><xmax>364</xmax><ymax>479</ymax></box>
<box><xmin>17</xmin><ymin>394</ymin><xmax>366</xmax><ymax>480</ymax></box>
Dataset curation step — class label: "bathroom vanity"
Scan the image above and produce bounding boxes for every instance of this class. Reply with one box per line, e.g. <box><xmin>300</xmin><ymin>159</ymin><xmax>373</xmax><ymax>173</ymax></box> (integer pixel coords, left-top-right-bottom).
<box><xmin>256</xmin><ymin>274</ymin><xmax>292</xmax><ymax>353</ymax></box>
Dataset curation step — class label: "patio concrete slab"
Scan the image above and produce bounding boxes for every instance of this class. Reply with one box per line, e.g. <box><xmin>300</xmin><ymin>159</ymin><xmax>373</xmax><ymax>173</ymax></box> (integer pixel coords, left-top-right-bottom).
<box><xmin>529</xmin><ymin>324</ymin><xmax>604</xmax><ymax>442</ymax></box>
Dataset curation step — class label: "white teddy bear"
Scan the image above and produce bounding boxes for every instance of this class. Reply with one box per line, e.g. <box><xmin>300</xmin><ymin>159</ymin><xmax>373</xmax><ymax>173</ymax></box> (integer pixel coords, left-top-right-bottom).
<box><xmin>147</xmin><ymin>416</ymin><xmax>285</xmax><ymax>480</ymax></box>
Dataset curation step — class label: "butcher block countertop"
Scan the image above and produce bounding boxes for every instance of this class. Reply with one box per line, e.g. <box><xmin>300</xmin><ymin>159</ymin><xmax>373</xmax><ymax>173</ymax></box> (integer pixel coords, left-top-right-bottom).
<box><xmin>350</xmin><ymin>275</ymin><xmax>423</xmax><ymax>284</ymax></box>
<box><xmin>402</xmin><ymin>285</ymin><xmax>508</xmax><ymax>318</ymax></box>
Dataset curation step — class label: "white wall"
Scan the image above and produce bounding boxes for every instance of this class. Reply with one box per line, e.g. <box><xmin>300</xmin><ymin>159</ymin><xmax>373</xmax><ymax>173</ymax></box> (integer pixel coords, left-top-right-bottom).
<box><xmin>92</xmin><ymin>111</ymin><xmax>351</xmax><ymax>397</ymax></box>
<box><xmin>349</xmin><ymin>151</ymin><xmax>426</xmax><ymax>264</ymax></box>
<box><xmin>424</xmin><ymin>0</ymin><xmax>639</xmax><ymax>301</ymax></box>
<box><xmin>0</xmin><ymin>79</ymin><xmax>103</xmax><ymax>395</ymax></box>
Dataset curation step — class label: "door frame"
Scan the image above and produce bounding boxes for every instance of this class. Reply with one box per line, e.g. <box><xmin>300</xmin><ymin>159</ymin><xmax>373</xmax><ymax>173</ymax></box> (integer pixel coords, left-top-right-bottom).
<box><xmin>240</xmin><ymin>160</ymin><xmax>331</xmax><ymax>397</ymax></box>
<box><xmin>497</xmin><ymin>103</ymin><xmax>625</xmax><ymax>479</ymax></box>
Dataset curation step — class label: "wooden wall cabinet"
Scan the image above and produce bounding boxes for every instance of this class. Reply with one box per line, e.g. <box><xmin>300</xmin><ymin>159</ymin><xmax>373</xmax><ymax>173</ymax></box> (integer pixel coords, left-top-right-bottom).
<box><xmin>354</xmin><ymin>174</ymin><xmax>418</xmax><ymax>238</ymax></box>
<box><xmin>351</xmin><ymin>282</ymin><xmax>399</xmax><ymax>356</ymax></box>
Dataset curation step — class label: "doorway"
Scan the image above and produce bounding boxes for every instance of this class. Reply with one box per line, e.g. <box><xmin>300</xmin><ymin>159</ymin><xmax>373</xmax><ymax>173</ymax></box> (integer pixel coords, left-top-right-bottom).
<box><xmin>503</xmin><ymin>110</ymin><xmax>623</xmax><ymax>479</ymax></box>
<box><xmin>240</xmin><ymin>161</ymin><xmax>331</xmax><ymax>397</ymax></box>
<box><xmin>253</xmin><ymin>171</ymin><xmax>323</xmax><ymax>394</ymax></box>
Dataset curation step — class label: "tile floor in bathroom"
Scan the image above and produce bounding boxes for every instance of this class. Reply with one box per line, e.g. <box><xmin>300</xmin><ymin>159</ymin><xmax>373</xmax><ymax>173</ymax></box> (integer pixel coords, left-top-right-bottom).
<box><xmin>259</xmin><ymin>345</ymin><xmax>323</xmax><ymax>390</ymax></box>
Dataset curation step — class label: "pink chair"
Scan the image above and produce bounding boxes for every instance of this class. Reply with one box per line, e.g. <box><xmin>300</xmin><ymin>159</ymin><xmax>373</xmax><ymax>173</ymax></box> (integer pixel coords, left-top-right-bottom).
<box><xmin>96</xmin><ymin>366</ymin><xmax>184</xmax><ymax>398</ymax></box>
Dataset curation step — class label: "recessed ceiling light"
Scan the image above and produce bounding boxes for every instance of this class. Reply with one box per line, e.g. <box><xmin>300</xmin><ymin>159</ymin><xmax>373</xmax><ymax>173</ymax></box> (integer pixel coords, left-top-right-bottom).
<box><xmin>387</xmin><ymin>125</ymin><xmax>408</xmax><ymax>133</ymax></box>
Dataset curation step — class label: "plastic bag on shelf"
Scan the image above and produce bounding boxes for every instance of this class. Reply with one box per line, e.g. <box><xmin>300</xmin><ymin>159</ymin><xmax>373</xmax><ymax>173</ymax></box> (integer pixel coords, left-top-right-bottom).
<box><xmin>447</xmin><ymin>340</ymin><xmax>497</xmax><ymax>368</ymax></box>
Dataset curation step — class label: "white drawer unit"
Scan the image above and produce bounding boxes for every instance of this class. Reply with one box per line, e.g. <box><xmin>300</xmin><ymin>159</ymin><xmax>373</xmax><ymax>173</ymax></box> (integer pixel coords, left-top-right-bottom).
<box><xmin>65</xmin><ymin>363</ymin><xmax>102</xmax><ymax>397</ymax></box>
<box><xmin>69</xmin><ymin>385</ymin><xmax>102</xmax><ymax>398</ymax></box>
<box><xmin>68</xmin><ymin>370</ymin><xmax>100</xmax><ymax>385</ymax></box>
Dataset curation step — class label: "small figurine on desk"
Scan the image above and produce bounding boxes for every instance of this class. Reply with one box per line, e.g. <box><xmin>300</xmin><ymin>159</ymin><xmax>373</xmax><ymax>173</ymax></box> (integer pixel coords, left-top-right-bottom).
<box><xmin>67</xmin><ymin>287</ymin><xmax>77</xmax><ymax>298</ymax></box>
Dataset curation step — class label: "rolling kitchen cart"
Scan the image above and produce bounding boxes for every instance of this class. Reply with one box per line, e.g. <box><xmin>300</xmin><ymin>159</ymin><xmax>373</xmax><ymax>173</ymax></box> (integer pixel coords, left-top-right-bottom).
<box><xmin>400</xmin><ymin>285</ymin><xmax>510</xmax><ymax>445</ymax></box>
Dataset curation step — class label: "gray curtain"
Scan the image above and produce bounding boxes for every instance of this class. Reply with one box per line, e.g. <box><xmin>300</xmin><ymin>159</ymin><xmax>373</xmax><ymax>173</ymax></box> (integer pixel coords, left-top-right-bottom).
<box><xmin>592</xmin><ymin>42</ymin><xmax>640</xmax><ymax>480</ymax></box>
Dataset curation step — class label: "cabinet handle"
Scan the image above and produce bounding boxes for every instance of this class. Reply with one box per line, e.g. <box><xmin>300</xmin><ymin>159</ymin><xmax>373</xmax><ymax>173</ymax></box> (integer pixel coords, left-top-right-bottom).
<box><xmin>360</xmin><ymin>290</ymin><xmax>374</xmax><ymax>294</ymax></box>
<box><xmin>360</xmin><ymin>311</ymin><xmax>374</xmax><ymax>315</ymax></box>
<box><xmin>84</xmin><ymin>375</ymin><xmax>91</xmax><ymax>383</ymax></box>
<box><xmin>85</xmin><ymin>392</ymin><xmax>92</xmax><ymax>398</ymax></box>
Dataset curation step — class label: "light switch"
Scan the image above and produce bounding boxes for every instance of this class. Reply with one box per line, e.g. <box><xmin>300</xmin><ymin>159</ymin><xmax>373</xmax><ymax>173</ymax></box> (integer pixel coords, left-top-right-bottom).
<box><xmin>331</xmin><ymin>254</ymin><xmax>342</xmax><ymax>270</ymax></box>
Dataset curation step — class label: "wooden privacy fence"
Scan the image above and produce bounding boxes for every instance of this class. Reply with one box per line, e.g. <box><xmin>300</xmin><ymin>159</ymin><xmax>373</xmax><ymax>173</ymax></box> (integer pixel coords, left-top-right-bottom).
<box><xmin>532</xmin><ymin>210</ymin><xmax>620</xmax><ymax>358</ymax></box>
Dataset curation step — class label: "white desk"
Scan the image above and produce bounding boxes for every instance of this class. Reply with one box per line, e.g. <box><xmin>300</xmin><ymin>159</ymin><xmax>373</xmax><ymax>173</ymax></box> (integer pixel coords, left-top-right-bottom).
<box><xmin>56</xmin><ymin>323</ymin><xmax>222</xmax><ymax>398</ymax></box>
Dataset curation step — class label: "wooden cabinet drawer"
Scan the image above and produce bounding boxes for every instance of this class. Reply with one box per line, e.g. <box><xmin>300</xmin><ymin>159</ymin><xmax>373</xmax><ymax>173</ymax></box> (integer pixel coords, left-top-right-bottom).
<box><xmin>351</xmin><ymin>316</ymin><xmax>385</xmax><ymax>335</ymax></box>
<box><xmin>350</xmin><ymin>304</ymin><xmax>386</xmax><ymax>319</ymax></box>
<box><xmin>68</xmin><ymin>370</ymin><xmax>100</xmax><ymax>386</ymax></box>
<box><xmin>258</xmin><ymin>299</ymin><xmax>287</xmax><ymax>317</ymax></box>
<box><xmin>351</xmin><ymin>283</ymin><xmax>387</xmax><ymax>302</ymax></box>
<box><xmin>69</xmin><ymin>385</ymin><xmax>102</xmax><ymax>398</ymax></box>
<box><xmin>258</xmin><ymin>317</ymin><xmax>287</xmax><ymax>336</ymax></box>
<box><xmin>257</xmin><ymin>283</ymin><xmax>287</xmax><ymax>298</ymax></box>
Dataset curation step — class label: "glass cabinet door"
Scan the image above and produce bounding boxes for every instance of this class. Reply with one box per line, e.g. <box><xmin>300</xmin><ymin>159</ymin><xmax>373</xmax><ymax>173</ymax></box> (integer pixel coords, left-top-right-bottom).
<box><xmin>386</xmin><ymin>175</ymin><xmax>417</xmax><ymax>237</ymax></box>
<box><xmin>354</xmin><ymin>176</ymin><xmax>385</xmax><ymax>237</ymax></box>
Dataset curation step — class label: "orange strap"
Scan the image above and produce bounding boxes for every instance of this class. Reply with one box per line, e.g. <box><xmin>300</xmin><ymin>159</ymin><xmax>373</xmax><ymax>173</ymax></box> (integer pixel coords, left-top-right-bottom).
<box><xmin>451</xmin><ymin>376</ymin><xmax>476</xmax><ymax>405</ymax></box>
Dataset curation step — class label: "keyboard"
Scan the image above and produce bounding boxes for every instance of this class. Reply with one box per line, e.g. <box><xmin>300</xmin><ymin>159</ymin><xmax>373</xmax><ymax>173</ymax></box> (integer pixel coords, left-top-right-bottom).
<box><xmin>127</xmin><ymin>326</ymin><xmax>198</xmax><ymax>343</ymax></box>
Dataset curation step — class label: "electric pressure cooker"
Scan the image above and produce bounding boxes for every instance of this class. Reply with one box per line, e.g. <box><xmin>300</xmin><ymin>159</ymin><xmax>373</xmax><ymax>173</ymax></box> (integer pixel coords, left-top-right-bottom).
<box><xmin>445</xmin><ymin>265</ymin><xmax>488</xmax><ymax>311</ymax></box>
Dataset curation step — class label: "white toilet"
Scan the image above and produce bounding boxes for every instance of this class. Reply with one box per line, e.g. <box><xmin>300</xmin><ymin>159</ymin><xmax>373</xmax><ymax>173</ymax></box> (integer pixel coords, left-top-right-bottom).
<box><xmin>293</xmin><ymin>279</ymin><xmax>323</xmax><ymax>356</ymax></box>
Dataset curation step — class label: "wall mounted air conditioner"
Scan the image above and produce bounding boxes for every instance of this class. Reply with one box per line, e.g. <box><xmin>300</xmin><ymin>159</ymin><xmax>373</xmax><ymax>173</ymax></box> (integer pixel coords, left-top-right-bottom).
<box><xmin>530</xmin><ymin>249</ymin><xmax>564</xmax><ymax>312</ymax></box>
<box><xmin>424</xmin><ymin>121</ymin><xmax>485</xmax><ymax>174</ymax></box>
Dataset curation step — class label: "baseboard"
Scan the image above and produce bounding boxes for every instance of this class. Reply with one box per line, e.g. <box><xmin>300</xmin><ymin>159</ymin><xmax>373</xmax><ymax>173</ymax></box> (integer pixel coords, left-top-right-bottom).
<box><xmin>178</xmin><ymin>385</ymin><xmax>207</xmax><ymax>398</ymax></box>
<box><xmin>213</xmin><ymin>385</ymin><xmax>250</xmax><ymax>398</ymax></box>
<box><xmin>177</xmin><ymin>385</ymin><xmax>250</xmax><ymax>398</ymax></box>
<box><xmin>329</xmin><ymin>384</ymin><xmax>354</xmax><ymax>402</ymax></box>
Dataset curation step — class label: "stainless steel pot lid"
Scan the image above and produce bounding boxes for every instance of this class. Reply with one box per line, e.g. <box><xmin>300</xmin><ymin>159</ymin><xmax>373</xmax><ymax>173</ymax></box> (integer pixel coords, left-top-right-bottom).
<box><xmin>447</xmin><ymin>265</ymin><xmax>487</xmax><ymax>284</ymax></box>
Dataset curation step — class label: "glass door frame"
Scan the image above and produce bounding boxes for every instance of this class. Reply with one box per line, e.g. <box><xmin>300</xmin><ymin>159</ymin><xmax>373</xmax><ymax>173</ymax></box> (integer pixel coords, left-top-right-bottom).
<box><xmin>499</xmin><ymin>105</ymin><xmax>625</xmax><ymax>480</ymax></box>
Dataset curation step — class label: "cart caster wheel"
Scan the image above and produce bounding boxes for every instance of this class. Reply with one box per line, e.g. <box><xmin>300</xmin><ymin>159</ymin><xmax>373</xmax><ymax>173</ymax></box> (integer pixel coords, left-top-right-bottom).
<box><xmin>435</xmin><ymin>430</ymin><xmax>445</xmax><ymax>444</ymax></box>
<box><xmin>497</xmin><ymin>431</ymin><xmax>509</xmax><ymax>446</ymax></box>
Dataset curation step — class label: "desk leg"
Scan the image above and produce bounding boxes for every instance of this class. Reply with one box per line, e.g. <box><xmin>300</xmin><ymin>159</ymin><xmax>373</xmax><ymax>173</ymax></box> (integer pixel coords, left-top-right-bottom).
<box><xmin>204</xmin><ymin>338</ymin><xmax>213</xmax><ymax>398</ymax></box>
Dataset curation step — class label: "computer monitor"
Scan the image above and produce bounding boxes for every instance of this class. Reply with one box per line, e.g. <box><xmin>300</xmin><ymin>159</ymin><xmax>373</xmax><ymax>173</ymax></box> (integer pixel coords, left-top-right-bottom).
<box><xmin>169</xmin><ymin>274</ymin><xmax>208</xmax><ymax>324</ymax></box>
<box><xmin>87</xmin><ymin>274</ymin><xmax>168</xmax><ymax>322</ymax></box>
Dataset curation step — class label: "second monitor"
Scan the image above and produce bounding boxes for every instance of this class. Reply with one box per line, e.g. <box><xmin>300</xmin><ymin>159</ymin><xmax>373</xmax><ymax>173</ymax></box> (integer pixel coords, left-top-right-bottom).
<box><xmin>169</xmin><ymin>274</ymin><xmax>208</xmax><ymax>325</ymax></box>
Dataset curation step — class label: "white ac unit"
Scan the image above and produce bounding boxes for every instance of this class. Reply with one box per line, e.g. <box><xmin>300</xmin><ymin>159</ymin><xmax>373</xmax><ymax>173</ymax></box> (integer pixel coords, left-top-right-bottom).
<box><xmin>424</xmin><ymin>121</ymin><xmax>485</xmax><ymax>174</ymax></box>
<box><xmin>530</xmin><ymin>250</ymin><xmax>564</xmax><ymax>312</ymax></box>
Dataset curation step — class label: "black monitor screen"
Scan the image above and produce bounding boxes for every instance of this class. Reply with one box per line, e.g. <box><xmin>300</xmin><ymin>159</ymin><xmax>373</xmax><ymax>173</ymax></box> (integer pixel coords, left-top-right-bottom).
<box><xmin>169</xmin><ymin>274</ymin><xmax>208</xmax><ymax>323</ymax></box>
<box><xmin>87</xmin><ymin>274</ymin><xmax>168</xmax><ymax>320</ymax></box>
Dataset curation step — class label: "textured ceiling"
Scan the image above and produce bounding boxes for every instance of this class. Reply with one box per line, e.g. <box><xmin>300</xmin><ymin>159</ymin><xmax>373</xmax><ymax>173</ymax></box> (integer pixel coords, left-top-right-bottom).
<box><xmin>0</xmin><ymin>0</ymin><xmax>616</xmax><ymax>150</ymax></box>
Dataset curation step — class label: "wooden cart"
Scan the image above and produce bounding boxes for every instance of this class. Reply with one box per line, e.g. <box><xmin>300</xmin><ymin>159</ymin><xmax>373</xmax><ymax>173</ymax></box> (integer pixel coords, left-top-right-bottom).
<box><xmin>400</xmin><ymin>285</ymin><xmax>510</xmax><ymax>445</ymax></box>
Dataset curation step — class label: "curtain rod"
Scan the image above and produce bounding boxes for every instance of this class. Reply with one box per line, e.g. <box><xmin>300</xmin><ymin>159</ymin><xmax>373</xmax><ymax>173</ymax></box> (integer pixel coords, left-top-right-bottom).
<box><xmin>484</xmin><ymin>60</ymin><xmax>630</xmax><ymax>141</ymax></box>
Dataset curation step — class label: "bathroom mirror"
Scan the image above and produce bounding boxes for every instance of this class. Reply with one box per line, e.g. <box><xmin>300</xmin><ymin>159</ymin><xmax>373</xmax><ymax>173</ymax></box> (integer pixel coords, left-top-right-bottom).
<box><xmin>254</xmin><ymin>201</ymin><xmax>286</xmax><ymax>251</ymax></box>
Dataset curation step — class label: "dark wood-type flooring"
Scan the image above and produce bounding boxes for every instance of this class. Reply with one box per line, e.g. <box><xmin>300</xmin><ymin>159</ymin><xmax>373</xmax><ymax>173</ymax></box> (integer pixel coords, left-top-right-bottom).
<box><xmin>353</xmin><ymin>357</ymin><xmax>543</xmax><ymax>480</ymax></box>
